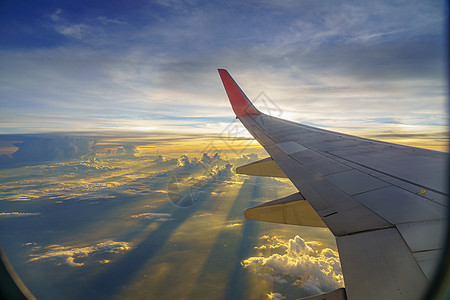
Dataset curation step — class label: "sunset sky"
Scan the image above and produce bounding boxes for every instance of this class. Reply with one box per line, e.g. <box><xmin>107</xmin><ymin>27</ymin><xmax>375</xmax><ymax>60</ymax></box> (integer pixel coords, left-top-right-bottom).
<box><xmin>0</xmin><ymin>0</ymin><xmax>447</xmax><ymax>150</ymax></box>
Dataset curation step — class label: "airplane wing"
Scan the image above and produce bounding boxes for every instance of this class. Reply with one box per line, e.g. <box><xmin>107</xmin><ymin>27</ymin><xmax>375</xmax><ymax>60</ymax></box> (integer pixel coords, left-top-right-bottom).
<box><xmin>218</xmin><ymin>69</ymin><xmax>449</xmax><ymax>300</ymax></box>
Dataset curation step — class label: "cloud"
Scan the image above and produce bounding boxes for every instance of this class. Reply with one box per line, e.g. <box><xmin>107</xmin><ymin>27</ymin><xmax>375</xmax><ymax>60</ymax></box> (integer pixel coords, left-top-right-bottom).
<box><xmin>97</xmin><ymin>16</ymin><xmax>126</xmax><ymax>25</ymax></box>
<box><xmin>0</xmin><ymin>134</ymin><xmax>289</xmax><ymax>212</ymax></box>
<box><xmin>104</xmin><ymin>144</ymin><xmax>139</xmax><ymax>157</ymax></box>
<box><xmin>55</xmin><ymin>160</ymin><xmax>119</xmax><ymax>173</ymax></box>
<box><xmin>50</xmin><ymin>8</ymin><xmax>62</xmax><ymax>22</ymax></box>
<box><xmin>213</xmin><ymin>163</ymin><xmax>234</xmax><ymax>181</ymax></box>
<box><xmin>200</xmin><ymin>152</ymin><xmax>228</xmax><ymax>167</ymax></box>
<box><xmin>0</xmin><ymin>146</ymin><xmax>243</xmax><ymax>206</ymax></box>
<box><xmin>266</xmin><ymin>292</ymin><xmax>286</xmax><ymax>300</ymax></box>
<box><xmin>0</xmin><ymin>212</ymin><xmax>41</xmax><ymax>217</ymax></box>
<box><xmin>232</xmin><ymin>153</ymin><xmax>260</xmax><ymax>167</ymax></box>
<box><xmin>192</xmin><ymin>212</ymin><xmax>213</xmax><ymax>218</ymax></box>
<box><xmin>130</xmin><ymin>213</ymin><xmax>173</xmax><ymax>222</ymax></box>
<box><xmin>153</xmin><ymin>154</ymin><xmax>178</xmax><ymax>165</ymax></box>
<box><xmin>50</xmin><ymin>8</ymin><xmax>63</xmax><ymax>22</ymax></box>
<box><xmin>166</xmin><ymin>154</ymin><xmax>239</xmax><ymax>207</ymax></box>
<box><xmin>177</xmin><ymin>154</ymin><xmax>193</xmax><ymax>167</ymax></box>
<box><xmin>55</xmin><ymin>23</ymin><xmax>90</xmax><ymax>39</ymax></box>
<box><xmin>0</xmin><ymin>152</ymin><xmax>170</xmax><ymax>202</ymax></box>
<box><xmin>122</xmin><ymin>144</ymin><xmax>138</xmax><ymax>155</ymax></box>
<box><xmin>254</xmin><ymin>235</ymin><xmax>287</xmax><ymax>250</ymax></box>
<box><xmin>173</xmin><ymin>153</ymin><xmax>235</xmax><ymax>179</ymax></box>
<box><xmin>0</xmin><ymin>133</ymin><xmax>178</xmax><ymax>165</ymax></box>
<box><xmin>0</xmin><ymin>135</ymin><xmax>95</xmax><ymax>166</ymax></box>
<box><xmin>242</xmin><ymin>235</ymin><xmax>344</xmax><ymax>296</ymax></box>
<box><xmin>29</xmin><ymin>240</ymin><xmax>132</xmax><ymax>267</ymax></box>
<box><xmin>225</xmin><ymin>222</ymin><xmax>242</xmax><ymax>229</ymax></box>
<box><xmin>50</xmin><ymin>8</ymin><xmax>91</xmax><ymax>40</ymax></box>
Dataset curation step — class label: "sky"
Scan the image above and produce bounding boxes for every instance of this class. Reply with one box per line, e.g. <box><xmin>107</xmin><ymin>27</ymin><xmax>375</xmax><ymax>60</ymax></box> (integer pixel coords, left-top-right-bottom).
<box><xmin>0</xmin><ymin>0</ymin><xmax>448</xmax><ymax>150</ymax></box>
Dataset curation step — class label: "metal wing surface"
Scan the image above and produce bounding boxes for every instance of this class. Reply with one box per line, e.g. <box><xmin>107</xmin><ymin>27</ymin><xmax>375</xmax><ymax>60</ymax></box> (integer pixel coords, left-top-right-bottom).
<box><xmin>218</xmin><ymin>69</ymin><xmax>448</xmax><ymax>300</ymax></box>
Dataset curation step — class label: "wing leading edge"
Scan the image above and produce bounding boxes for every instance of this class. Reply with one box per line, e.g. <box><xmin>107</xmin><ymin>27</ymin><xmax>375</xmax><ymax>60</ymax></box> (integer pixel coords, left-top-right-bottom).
<box><xmin>218</xmin><ymin>69</ymin><xmax>449</xmax><ymax>300</ymax></box>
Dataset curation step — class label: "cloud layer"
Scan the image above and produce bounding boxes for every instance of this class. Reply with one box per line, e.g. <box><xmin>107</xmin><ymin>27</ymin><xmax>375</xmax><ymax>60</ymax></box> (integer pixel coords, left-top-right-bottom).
<box><xmin>0</xmin><ymin>140</ymin><xmax>338</xmax><ymax>299</ymax></box>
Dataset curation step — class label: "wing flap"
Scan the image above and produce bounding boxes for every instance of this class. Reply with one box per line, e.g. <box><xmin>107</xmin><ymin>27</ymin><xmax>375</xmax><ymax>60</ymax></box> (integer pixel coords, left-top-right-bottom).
<box><xmin>235</xmin><ymin>157</ymin><xmax>287</xmax><ymax>178</ymax></box>
<box><xmin>244</xmin><ymin>193</ymin><xmax>327</xmax><ymax>227</ymax></box>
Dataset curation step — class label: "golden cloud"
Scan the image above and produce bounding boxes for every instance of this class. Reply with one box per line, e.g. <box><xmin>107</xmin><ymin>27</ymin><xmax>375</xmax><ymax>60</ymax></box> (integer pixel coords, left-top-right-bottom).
<box><xmin>242</xmin><ymin>235</ymin><xmax>344</xmax><ymax>295</ymax></box>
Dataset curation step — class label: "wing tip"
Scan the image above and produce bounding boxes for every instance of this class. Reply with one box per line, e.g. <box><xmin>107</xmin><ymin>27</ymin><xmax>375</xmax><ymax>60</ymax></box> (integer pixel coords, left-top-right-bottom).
<box><xmin>217</xmin><ymin>69</ymin><xmax>261</xmax><ymax>117</ymax></box>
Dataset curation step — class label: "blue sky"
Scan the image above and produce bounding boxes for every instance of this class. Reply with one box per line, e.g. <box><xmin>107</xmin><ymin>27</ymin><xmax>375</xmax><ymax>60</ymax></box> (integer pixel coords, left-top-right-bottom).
<box><xmin>0</xmin><ymin>0</ymin><xmax>447</xmax><ymax>148</ymax></box>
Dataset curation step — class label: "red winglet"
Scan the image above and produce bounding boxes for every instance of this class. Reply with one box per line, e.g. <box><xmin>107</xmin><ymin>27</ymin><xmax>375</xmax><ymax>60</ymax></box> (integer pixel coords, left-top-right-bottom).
<box><xmin>218</xmin><ymin>69</ymin><xmax>261</xmax><ymax>117</ymax></box>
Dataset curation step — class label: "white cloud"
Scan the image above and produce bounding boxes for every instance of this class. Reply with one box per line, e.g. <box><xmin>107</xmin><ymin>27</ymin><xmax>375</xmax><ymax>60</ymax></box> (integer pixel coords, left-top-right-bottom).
<box><xmin>54</xmin><ymin>23</ymin><xmax>90</xmax><ymax>39</ymax></box>
<box><xmin>97</xmin><ymin>16</ymin><xmax>126</xmax><ymax>25</ymax></box>
<box><xmin>50</xmin><ymin>8</ymin><xmax>62</xmax><ymax>22</ymax></box>
<box><xmin>49</xmin><ymin>8</ymin><xmax>91</xmax><ymax>40</ymax></box>
<box><xmin>29</xmin><ymin>240</ymin><xmax>132</xmax><ymax>267</ymax></box>
<box><xmin>242</xmin><ymin>235</ymin><xmax>344</xmax><ymax>296</ymax></box>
